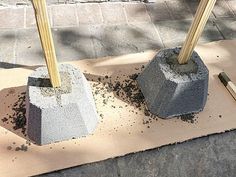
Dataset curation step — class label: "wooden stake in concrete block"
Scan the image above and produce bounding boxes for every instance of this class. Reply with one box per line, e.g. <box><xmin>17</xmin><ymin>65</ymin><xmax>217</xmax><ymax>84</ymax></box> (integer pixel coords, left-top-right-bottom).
<box><xmin>178</xmin><ymin>0</ymin><xmax>217</xmax><ymax>64</ymax></box>
<box><xmin>32</xmin><ymin>0</ymin><xmax>61</xmax><ymax>87</ymax></box>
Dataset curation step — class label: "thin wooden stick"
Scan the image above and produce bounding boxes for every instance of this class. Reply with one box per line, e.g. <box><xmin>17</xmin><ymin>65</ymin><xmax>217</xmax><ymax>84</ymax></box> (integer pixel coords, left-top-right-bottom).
<box><xmin>32</xmin><ymin>0</ymin><xmax>61</xmax><ymax>87</ymax></box>
<box><xmin>178</xmin><ymin>0</ymin><xmax>217</xmax><ymax>64</ymax></box>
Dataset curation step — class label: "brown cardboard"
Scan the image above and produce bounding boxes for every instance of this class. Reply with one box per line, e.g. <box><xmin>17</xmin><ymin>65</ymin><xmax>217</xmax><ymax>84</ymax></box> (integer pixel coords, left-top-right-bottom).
<box><xmin>0</xmin><ymin>40</ymin><xmax>236</xmax><ymax>177</ymax></box>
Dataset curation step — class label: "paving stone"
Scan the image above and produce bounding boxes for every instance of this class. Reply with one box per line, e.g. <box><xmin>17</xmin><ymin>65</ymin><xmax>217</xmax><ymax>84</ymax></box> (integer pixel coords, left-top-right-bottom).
<box><xmin>0</xmin><ymin>7</ymin><xmax>24</xmax><ymax>29</ymax></box>
<box><xmin>213</xmin><ymin>0</ymin><xmax>235</xmax><ymax>18</ymax></box>
<box><xmin>146</xmin><ymin>1</ymin><xmax>173</xmax><ymax>22</ymax></box>
<box><xmin>0</xmin><ymin>29</ymin><xmax>16</xmax><ymax>64</ymax></box>
<box><xmin>79</xmin><ymin>0</ymin><xmax>107</xmax><ymax>2</ymax></box>
<box><xmin>15</xmin><ymin>29</ymin><xmax>44</xmax><ymax>65</ymax></box>
<box><xmin>124</xmin><ymin>3</ymin><xmax>151</xmax><ymax>23</ymax></box>
<box><xmin>26</xmin><ymin>6</ymin><xmax>52</xmax><ymax>28</ymax></box>
<box><xmin>0</xmin><ymin>0</ymin><xmax>74</xmax><ymax>5</ymax></box>
<box><xmin>60</xmin><ymin>158</ymin><xmax>119</xmax><ymax>177</ymax></box>
<box><xmin>154</xmin><ymin>20</ymin><xmax>189</xmax><ymax>47</ymax></box>
<box><xmin>36</xmin><ymin>171</ymin><xmax>63</xmax><ymax>177</ymax></box>
<box><xmin>15</xmin><ymin>26</ymin><xmax>95</xmax><ymax>64</ymax></box>
<box><xmin>200</xmin><ymin>20</ymin><xmax>225</xmax><ymax>42</ymax></box>
<box><xmin>52</xmin><ymin>26</ymin><xmax>96</xmax><ymax>61</ymax></box>
<box><xmin>117</xmin><ymin>130</ymin><xmax>236</xmax><ymax>177</ymax></box>
<box><xmin>52</xmin><ymin>5</ymin><xmax>77</xmax><ymax>27</ymax></box>
<box><xmin>36</xmin><ymin>158</ymin><xmax>119</xmax><ymax>177</ymax></box>
<box><xmin>25</xmin><ymin>7</ymin><xmax>37</xmax><ymax>28</ymax></box>
<box><xmin>1</xmin><ymin>2</ymin><xmax>236</xmax><ymax>177</ymax></box>
<box><xmin>0</xmin><ymin>0</ymin><xmax>29</xmax><ymax>6</ymax></box>
<box><xmin>77</xmin><ymin>3</ymin><xmax>103</xmax><ymax>25</ymax></box>
<box><xmin>227</xmin><ymin>0</ymin><xmax>236</xmax><ymax>15</ymax></box>
<box><xmin>154</xmin><ymin>19</ymin><xmax>223</xmax><ymax>48</ymax></box>
<box><xmin>91</xmin><ymin>23</ymin><xmax>163</xmax><ymax>57</ymax></box>
<box><xmin>37</xmin><ymin>130</ymin><xmax>236</xmax><ymax>177</ymax></box>
<box><xmin>215</xmin><ymin>18</ymin><xmax>236</xmax><ymax>39</ymax></box>
<box><xmin>186</xmin><ymin>0</ymin><xmax>215</xmax><ymax>19</ymax></box>
<box><xmin>165</xmin><ymin>0</ymin><xmax>193</xmax><ymax>20</ymax></box>
<box><xmin>100</xmin><ymin>3</ymin><xmax>127</xmax><ymax>24</ymax></box>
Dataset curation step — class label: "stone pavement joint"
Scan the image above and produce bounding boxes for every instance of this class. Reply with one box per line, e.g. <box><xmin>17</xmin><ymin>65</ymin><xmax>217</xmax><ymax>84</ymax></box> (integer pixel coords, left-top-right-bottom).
<box><xmin>0</xmin><ymin>1</ymin><xmax>236</xmax><ymax>29</ymax></box>
<box><xmin>52</xmin><ymin>4</ymin><xmax>77</xmax><ymax>27</ymax></box>
<box><xmin>0</xmin><ymin>1</ymin><xmax>236</xmax><ymax>177</ymax></box>
<box><xmin>0</xmin><ymin>1</ymin><xmax>235</xmax><ymax>65</ymax></box>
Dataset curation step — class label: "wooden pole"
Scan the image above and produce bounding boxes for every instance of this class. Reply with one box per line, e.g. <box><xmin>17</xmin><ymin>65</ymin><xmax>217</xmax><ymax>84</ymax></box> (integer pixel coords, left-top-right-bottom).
<box><xmin>32</xmin><ymin>0</ymin><xmax>61</xmax><ymax>87</ymax></box>
<box><xmin>177</xmin><ymin>0</ymin><xmax>217</xmax><ymax>64</ymax></box>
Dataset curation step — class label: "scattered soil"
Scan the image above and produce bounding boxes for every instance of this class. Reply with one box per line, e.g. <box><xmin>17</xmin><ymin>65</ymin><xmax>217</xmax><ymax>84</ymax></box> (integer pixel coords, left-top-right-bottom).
<box><xmin>91</xmin><ymin>65</ymin><xmax>202</xmax><ymax>126</ymax></box>
<box><xmin>7</xmin><ymin>146</ymin><xmax>12</xmax><ymax>150</ymax></box>
<box><xmin>1</xmin><ymin>117</ymin><xmax>8</xmax><ymax>123</ymax></box>
<box><xmin>1</xmin><ymin>64</ymin><xmax>204</xmax><ymax>146</ymax></box>
<box><xmin>1</xmin><ymin>92</ymin><xmax>27</xmax><ymax>136</ymax></box>
<box><xmin>15</xmin><ymin>144</ymin><xmax>28</xmax><ymax>152</ymax></box>
<box><xmin>6</xmin><ymin>141</ymin><xmax>29</xmax><ymax>152</ymax></box>
<box><xmin>91</xmin><ymin>65</ymin><xmax>159</xmax><ymax>129</ymax></box>
<box><xmin>177</xmin><ymin>113</ymin><xmax>198</xmax><ymax>124</ymax></box>
<box><xmin>103</xmin><ymin>73</ymin><xmax>146</xmax><ymax>109</ymax></box>
<box><xmin>12</xmin><ymin>92</ymin><xmax>27</xmax><ymax>135</ymax></box>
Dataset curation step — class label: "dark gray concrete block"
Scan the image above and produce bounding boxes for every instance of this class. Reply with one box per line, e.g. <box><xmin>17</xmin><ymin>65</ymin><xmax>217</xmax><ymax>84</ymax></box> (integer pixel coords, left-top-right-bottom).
<box><xmin>26</xmin><ymin>64</ymin><xmax>98</xmax><ymax>145</ymax></box>
<box><xmin>137</xmin><ymin>47</ymin><xmax>209</xmax><ymax>118</ymax></box>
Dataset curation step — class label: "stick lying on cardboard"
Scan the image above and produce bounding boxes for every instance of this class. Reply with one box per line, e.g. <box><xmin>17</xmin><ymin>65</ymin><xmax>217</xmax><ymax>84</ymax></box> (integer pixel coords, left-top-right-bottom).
<box><xmin>218</xmin><ymin>72</ymin><xmax>236</xmax><ymax>101</ymax></box>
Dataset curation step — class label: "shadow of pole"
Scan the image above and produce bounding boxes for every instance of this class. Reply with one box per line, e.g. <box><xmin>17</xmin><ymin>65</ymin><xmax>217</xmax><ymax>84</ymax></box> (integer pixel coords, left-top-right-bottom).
<box><xmin>0</xmin><ymin>61</ymin><xmax>43</xmax><ymax>70</ymax></box>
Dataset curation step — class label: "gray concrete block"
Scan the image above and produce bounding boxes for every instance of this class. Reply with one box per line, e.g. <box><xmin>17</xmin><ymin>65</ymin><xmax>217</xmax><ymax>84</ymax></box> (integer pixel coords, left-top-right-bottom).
<box><xmin>26</xmin><ymin>64</ymin><xmax>99</xmax><ymax>145</ymax></box>
<box><xmin>137</xmin><ymin>47</ymin><xmax>209</xmax><ymax>118</ymax></box>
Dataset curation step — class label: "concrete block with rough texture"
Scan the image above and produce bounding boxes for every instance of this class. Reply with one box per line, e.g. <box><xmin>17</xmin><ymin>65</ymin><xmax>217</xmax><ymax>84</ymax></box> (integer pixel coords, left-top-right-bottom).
<box><xmin>137</xmin><ymin>47</ymin><xmax>209</xmax><ymax>118</ymax></box>
<box><xmin>26</xmin><ymin>64</ymin><xmax>98</xmax><ymax>145</ymax></box>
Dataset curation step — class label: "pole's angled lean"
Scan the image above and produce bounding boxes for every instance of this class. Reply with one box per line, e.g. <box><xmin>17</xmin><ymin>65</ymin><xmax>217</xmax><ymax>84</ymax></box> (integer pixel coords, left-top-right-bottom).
<box><xmin>32</xmin><ymin>0</ymin><xmax>61</xmax><ymax>87</ymax></box>
<box><xmin>178</xmin><ymin>0</ymin><xmax>217</xmax><ymax>64</ymax></box>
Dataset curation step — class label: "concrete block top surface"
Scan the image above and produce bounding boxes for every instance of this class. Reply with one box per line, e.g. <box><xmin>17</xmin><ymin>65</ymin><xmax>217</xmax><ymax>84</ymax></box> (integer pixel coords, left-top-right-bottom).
<box><xmin>154</xmin><ymin>47</ymin><xmax>209</xmax><ymax>83</ymax></box>
<box><xmin>28</xmin><ymin>64</ymin><xmax>93</xmax><ymax>109</ymax></box>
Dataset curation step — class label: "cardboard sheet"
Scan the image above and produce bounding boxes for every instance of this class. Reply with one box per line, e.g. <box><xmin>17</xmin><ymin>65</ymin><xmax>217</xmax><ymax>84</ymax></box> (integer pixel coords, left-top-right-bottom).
<box><xmin>1</xmin><ymin>40</ymin><xmax>236</xmax><ymax>177</ymax></box>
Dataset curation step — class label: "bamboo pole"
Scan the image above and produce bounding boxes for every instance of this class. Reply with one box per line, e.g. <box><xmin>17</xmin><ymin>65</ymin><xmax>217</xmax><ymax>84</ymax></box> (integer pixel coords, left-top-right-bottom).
<box><xmin>32</xmin><ymin>0</ymin><xmax>61</xmax><ymax>87</ymax></box>
<box><xmin>177</xmin><ymin>0</ymin><xmax>217</xmax><ymax>64</ymax></box>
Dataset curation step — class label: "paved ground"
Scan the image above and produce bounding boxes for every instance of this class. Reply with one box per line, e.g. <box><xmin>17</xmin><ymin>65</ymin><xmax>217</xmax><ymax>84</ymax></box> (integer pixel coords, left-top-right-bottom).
<box><xmin>0</xmin><ymin>0</ymin><xmax>236</xmax><ymax>177</ymax></box>
<box><xmin>1</xmin><ymin>0</ymin><xmax>140</xmax><ymax>5</ymax></box>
